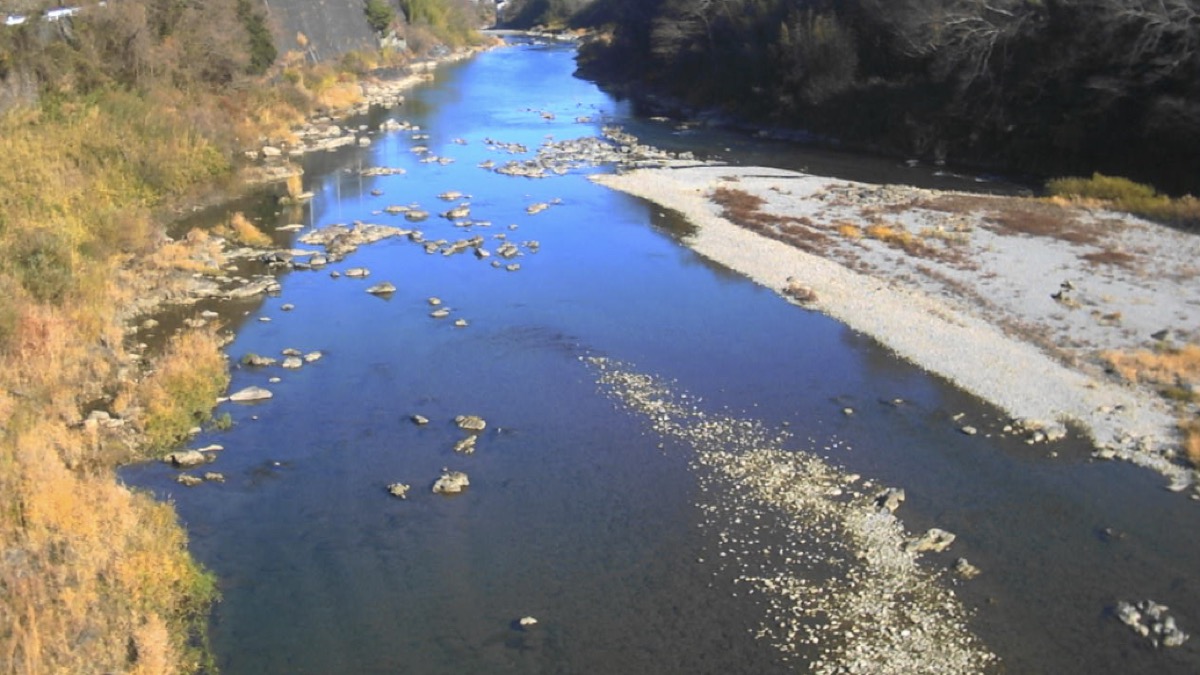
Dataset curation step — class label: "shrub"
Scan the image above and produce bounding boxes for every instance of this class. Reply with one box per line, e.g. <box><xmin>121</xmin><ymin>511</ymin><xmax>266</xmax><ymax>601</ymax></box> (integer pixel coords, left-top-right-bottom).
<box><xmin>365</xmin><ymin>0</ymin><xmax>397</xmax><ymax>33</ymax></box>
<box><xmin>1047</xmin><ymin>173</ymin><xmax>1200</xmax><ymax>228</ymax></box>
<box><xmin>0</xmin><ymin>276</ymin><xmax>23</xmax><ymax>352</ymax></box>
<box><xmin>137</xmin><ymin>329</ymin><xmax>230</xmax><ymax>453</ymax></box>
<box><xmin>11</xmin><ymin>228</ymin><xmax>75</xmax><ymax>304</ymax></box>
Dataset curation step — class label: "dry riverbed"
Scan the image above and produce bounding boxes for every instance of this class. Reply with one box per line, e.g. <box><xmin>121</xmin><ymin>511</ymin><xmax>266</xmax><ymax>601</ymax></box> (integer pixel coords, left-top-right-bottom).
<box><xmin>593</xmin><ymin>164</ymin><xmax>1200</xmax><ymax>496</ymax></box>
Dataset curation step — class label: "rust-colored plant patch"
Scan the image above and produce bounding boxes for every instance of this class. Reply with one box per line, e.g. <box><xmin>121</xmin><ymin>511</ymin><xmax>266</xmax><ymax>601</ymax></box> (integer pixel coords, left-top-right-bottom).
<box><xmin>1080</xmin><ymin>248</ymin><xmax>1137</xmax><ymax>268</ymax></box>
<box><xmin>1102</xmin><ymin>344</ymin><xmax>1200</xmax><ymax>399</ymax></box>
<box><xmin>711</xmin><ymin>186</ymin><xmax>831</xmax><ymax>253</ymax></box>
<box><xmin>1182</xmin><ymin>419</ymin><xmax>1200</xmax><ymax>466</ymax></box>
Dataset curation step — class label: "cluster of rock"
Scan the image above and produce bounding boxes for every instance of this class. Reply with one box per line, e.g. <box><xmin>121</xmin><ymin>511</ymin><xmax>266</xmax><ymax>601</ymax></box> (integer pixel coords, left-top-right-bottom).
<box><xmin>482</xmin><ymin>128</ymin><xmax>694</xmax><ymax>180</ymax></box>
<box><xmin>388</xmin><ymin>415</ymin><xmax>492</xmax><ymax>499</ymax></box>
<box><xmin>1115</xmin><ymin>600</ymin><xmax>1190</xmax><ymax>648</ymax></box>
<box><xmin>162</xmin><ymin>447</ymin><xmax>226</xmax><ymax>487</ymax></box>
<box><xmin>241</xmin><ymin>348</ymin><xmax>322</xmax><ymax>370</ymax></box>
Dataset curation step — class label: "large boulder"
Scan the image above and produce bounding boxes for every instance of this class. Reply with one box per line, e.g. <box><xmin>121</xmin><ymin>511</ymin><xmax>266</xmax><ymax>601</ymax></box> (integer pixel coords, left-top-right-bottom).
<box><xmin>229</xmin><ymin>386</ymin><xmax>273</xmax><ymax>402</ymax></box>
<box><xmin>432</xmin><ymin>470</ymin><xmax>470</xmax><ymax>495</ymax></box>
<box><xmin>455</xmin><ymin>415</ymin><xmax>486</xmax><ymax>431</ymax></box>
<box><xmin>163</xmin><ymin>450</ymin><xmax>209</xmax><ymax>468</ymax></box>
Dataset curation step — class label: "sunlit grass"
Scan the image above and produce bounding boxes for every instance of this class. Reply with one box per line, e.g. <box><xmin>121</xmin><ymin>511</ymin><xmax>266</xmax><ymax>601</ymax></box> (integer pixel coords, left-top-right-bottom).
<box><xmin>1047</xmin><ymin>173</ymin><xmax>1200</xmax><ymax>228</ymax></box>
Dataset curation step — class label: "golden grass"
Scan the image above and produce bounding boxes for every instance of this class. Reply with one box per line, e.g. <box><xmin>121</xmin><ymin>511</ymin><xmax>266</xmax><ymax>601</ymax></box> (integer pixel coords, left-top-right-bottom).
<box><xmin>1102</xmin><ymin>344</ymin><xmax>1200</xmax><ymax>404</ymax></box>
<box><xmin>836</xmin><ymin>222</ymin><xmax>863</xmax><ymax>239</ymax></box>
<box><xmin>153</xmin><ymin>228</ymin><xmax>227</xmax><ymax>275</ymax></box>
<box><xmin>3</xmin><ymin>417</ymin><xmax>217</xmax><ymax>671</ymax></box>
<box><xmin>1182</xmin><ymin>419</ymin><xmax>1200</xmax><ymax>466</ymax></box>
<box><xmin>218</xmin><ymin>212</ymin><xmax>274</xmax><ymax>248</ymax></box>
<box><xmin>286</xmin><ymin>173</ymin><xmax>304</xmax><ymax>199</ymax></box>
<box><xmin>864</xmin><ymin>221</ymin><xmax>938</xmax><ymax>257</ymax></box>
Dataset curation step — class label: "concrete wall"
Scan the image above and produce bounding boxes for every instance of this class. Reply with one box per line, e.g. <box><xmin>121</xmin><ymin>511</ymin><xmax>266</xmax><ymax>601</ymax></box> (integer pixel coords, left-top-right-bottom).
<box><xmin>260</xmin><ymin>0</ymin><xmax>380</xmax><ymax>62</ymax></box>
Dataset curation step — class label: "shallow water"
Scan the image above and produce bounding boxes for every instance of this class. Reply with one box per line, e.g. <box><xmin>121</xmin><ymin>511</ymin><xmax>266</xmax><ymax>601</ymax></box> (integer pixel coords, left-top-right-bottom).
<box><xmin>122</xmin><ymin>40</ymin><xmax>1200</xmax><ymax>674</ymax></box>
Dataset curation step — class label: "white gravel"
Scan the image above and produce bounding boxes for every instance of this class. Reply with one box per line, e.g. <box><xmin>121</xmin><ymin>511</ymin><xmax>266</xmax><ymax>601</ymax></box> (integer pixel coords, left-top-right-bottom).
<box><xmin>590</xmin><ymin>358</ymin><xmax>998</xmax><ymax>673</ymax></box>
<box><xmin>593</xmin><ymin>164</ymin><xmax>1199</xmax><ymax>492</ymax></box>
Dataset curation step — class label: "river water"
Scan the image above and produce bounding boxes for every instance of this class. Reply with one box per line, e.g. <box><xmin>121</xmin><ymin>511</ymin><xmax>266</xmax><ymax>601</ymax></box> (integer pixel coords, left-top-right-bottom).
<box><xmin>122</xmin><ymin>39</ymin><xmax>1200</xmax><ymax>674</ymax></box>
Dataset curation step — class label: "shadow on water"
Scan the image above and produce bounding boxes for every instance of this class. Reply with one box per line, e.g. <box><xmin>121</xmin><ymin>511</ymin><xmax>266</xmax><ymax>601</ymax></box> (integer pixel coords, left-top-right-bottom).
<box><xmin>120</xmin><ymin>39</ymin><xmax>1200</xmax><ymax>675</ymax></box>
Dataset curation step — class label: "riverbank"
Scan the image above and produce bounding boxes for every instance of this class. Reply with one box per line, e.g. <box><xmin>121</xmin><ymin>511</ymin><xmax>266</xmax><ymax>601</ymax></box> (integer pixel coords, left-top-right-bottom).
<box><xmin>593</xmin><ymin>164</ymin><xmax>1200</xmax><ymax>495</ymax></box>
<box><xmin>0</xmin><ymin>38</ymin><xmax>498</xmax><ymax>673</ymax></box>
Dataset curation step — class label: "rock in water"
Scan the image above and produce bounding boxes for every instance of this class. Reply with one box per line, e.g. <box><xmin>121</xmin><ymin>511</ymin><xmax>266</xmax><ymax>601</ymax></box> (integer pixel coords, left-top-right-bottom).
<box><xmin>241</xmin><ymin>353</ymin><xmax>277</xmax><ymax>367</ymax></box>
<box><xmin>904</xmin><ymin>528</ymin><xmax>956</xmax><ymax>553</ymax></box>
<box><xmin>366</xmin><ymin>281</ymin><xmax>397</xmax><ymax>295</ymax></box>
<box><xmin>387</xmin><ymin>483</ymin><xmax>411</xmax><ymax>499</ymax></box>
<box><xmin>432</xmin><ymin>470</ymin><xmax>470</xmax><ymax>494</ymax></box>
<box><xmin>411</xmin><ymin>414</ymin><xmax>429</xmax><ymax>426</ymax></box>
<box><xmin>954</xmin><ymin>558</ymin><xmax>981</xmax><ymax>579</ymax></box>
<box><xmin>229</xmin><ymin>386</ymin><xmax>273</xmax><ymax>402</ymax></box>
<box><xmin>875</xmin><ymin>487</ymin><xmax>906</xmax><ymax>513</ymax></box>
<box><xmin>453</xmin><ymin>436</ymin><xmax>478</xmax><ymax>454</ymax></box>
<box><xmin>455</xmin><ymin>415</ymin><xmax>487</xmax><ymax>431</ymax></box>
<box><xmin>163</xmin><ymin>450</ymin><xmax>209</xmax><ymax>468</ymax></box>
<box><xmin>1115</xmin><ymin>600</ymin><xmax>1190</xmax><ymax>648</ymax></box>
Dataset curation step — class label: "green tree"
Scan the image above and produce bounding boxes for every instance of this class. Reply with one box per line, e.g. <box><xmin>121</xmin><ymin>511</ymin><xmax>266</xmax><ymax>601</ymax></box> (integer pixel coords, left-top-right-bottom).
<box><xmin>365</xmin><ymin>0</ymin><xmax>397</xmax><ymax>33</ymax></box>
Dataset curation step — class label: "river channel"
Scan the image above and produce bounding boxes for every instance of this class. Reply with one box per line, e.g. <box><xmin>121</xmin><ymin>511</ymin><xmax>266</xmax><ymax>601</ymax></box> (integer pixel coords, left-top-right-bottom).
<box><xmin>122</xmin><ymin>38</ymin><xmax>1200</xmax><ymax>674</ymax></box>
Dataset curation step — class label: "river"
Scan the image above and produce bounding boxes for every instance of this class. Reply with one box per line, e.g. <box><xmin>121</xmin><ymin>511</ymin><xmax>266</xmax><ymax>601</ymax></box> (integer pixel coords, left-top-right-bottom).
<box><xmin>122</xmin><ymin>38</ymin><xmax>1200</xmax><ymax>674</ymax></box>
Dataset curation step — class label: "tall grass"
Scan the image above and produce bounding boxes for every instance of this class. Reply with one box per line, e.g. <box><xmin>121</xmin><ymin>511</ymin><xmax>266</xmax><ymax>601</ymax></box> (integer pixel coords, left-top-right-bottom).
<box><xmin>1047</xmin><ymin>173</ymin><xmax>1200</xmax><ymax>228</ymax></box>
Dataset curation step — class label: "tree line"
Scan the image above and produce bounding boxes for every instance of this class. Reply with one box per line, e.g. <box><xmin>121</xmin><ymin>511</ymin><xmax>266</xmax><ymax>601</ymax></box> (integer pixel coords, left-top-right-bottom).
<box><xmin>567</xmin><ymin>0</ymin><xmax>1200</xmax><ymax>194</ymax></box>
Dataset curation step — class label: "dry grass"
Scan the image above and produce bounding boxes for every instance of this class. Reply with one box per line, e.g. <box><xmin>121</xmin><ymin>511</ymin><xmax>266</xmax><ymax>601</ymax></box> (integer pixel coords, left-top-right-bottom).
<box><xmin>711</xmin><ymin>186</ymin><xmax>831</xmax><ymax>253</ymax></box>
<box><xmin>1080</xmin><ymin>248</ymin><xmax>1137</xmax><ymax>268</ymax></box>
<box><xmin>1182</xmin><ymin>420</ymin><xmax>1200</xmax><ymax>466</ymax></box>
<box><xmin>1102</xmin><ymin>344</ymin><xmax>1200</xmax><ymax>400</ymax></box>
<box><xmin>919</xmin><ymin>193</ymin><xmax>1100</xmax><ymax>245</ymax></box>
<box><xmin>218</xmin><ymin>212</ymin><xmax>274</xmax><ymax>248</ymax></box>
<box><xmin>286</xmin><ymin>173</ymin><xmax>304</xmax><ymax>199</ymax></box>
<box><xmin>836</xmin><ymin>222</ymin><xmax>863</xmax><ymax>239</ymax></box>
<box><xmin>153</xmin><ymin>228</ymin><xmax>227</xmax><ymax>275</ymax></box>
<box><xmin>864</xmin><ymin>221</ymin><xmax>939</xmax><ymax>258</ymax></box>
<box><xmin>3</xmin><ymin>417</ymin><xmax>216</xmax><ymax>672</ymax></box>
